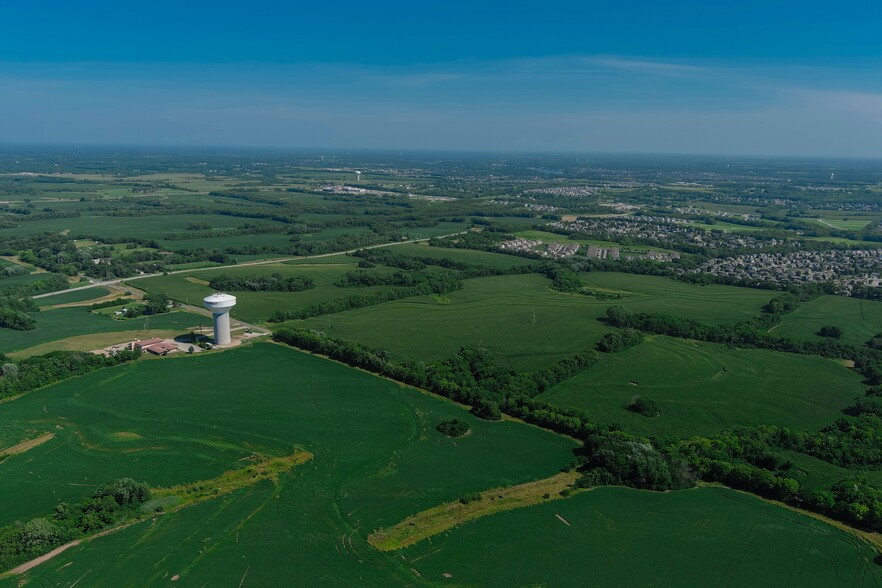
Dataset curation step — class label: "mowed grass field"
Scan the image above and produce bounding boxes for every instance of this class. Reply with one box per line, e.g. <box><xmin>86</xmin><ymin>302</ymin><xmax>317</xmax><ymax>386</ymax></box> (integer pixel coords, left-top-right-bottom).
<box><xmin>772</xmin><ymin>295</ymin><xmax>882</xmax><ymax>347</ymax></box>
<box><xmin>539</xmin><ymin>336</ymin><xmax>863</xmax><ymax>439</ymax></box>
<box><xmin>0</xmin><ymin>307</ymin><xmax>203</xmax><ymax>354</ymax></box>
<box><xmin>294</xmin><ymin>272</ymin><xmax>775</xmax><ymax>372</ymax></box>
<box><xmin>0</xmin><ymin>343</ymin><xmax>576</xmax><ymax>585</ymax></box>
<box><xmin>401</xmin><ymin>486</ymin><xmax>882</xmax><ymax>588</ymax></box>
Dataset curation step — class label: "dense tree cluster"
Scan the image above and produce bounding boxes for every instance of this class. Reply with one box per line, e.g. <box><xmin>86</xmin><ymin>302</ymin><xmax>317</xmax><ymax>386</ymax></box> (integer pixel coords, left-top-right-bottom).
<box><xmin>797</xmin><ymin>413</ymin><xmax>882</xmax><ymax>468</ymax></box>
<box><xmin>763</xmin><ymin>293</ymin><xmax>801</xmax><ymax>315</ymax></box>
<box><xmin>0</xmin><ymin>295</ymin><xmax>38</xmax><ymax>331</ymax></box>
<box><xmin>602</xmin><ymin>304</ymin><xmax>882</xmax><ymax>384</ymax></box>
<box><xmin>0</xmin><ymin>231</ymin><xmax>237</xmax><ymax>279</ymax></box>
<box><xmin>272</xmin><ymin>328</ymin><xmax>601</xmax><ymax>439</ymax></box>
<box><xmin>436</xmin><ymin>419</ymin><xmax>470</xmax><ymax>437</ymax></box>
<box><xmin>1</xmin><ymin>264</ymin><xmax>27</xmax><ymax>278</ymax></box>
<box><xmin>289</xmin><ymin>232</ymin><xmax>402</xmax><ymax>256</ymax></box>
<box><xmin>545</xmin><ymin>266</ymin><xmax>584</xmax><ymax>293</ymax></box>
<box><xmin>627</xmin><ymin>395</ymin><xmax>660</xmax><ymax>417</ymax></box>
<box><xmin>428</xmin><ymin>228</ymin><xmax>517</xmax><ymax>251</ymax></box>
<box><xmin>352</xmin><ymin>247</ymin><xmax>543</xmax><ymax>281</ymax></box>
<box><xmin>0</xmin><ymin>306</ymin><xmax>35</xmax><ymax>331</ymax></box>
<box><xmin>269</xmin><ymin>274</ymin><xmax>463</xmax><ymax>322</ymax></box>
<box><xmin>113</xmin><ymin>292</ymin><xmax>172</xmax><ymax>319</ymax></box>
<box><xmin>209</xmin><ymin>273</ymin><xmax>315</xmax><ymax>292</ymax></box>
<box><xmin>0</xmin><ymin>349</ymin><xmax>140</xmax><ymax>399</ymax></box>
<box><xmin>665</xmin><ymin>419</ymin><xmax>882</xmax><ymax>530</ymax></box>
<box><xmin>577</xmin><ymin>431</ymin><xmax>694</xmax><ymax>491</ymax></box>
<box><xmin>0</xmin><ymin>478</ymin><xmax>150</xmax><ymax>572</ymax></box>
<box><xmin>335</xmin><ymin>269</ymin><xmax>460</xmax><ymax>290</ymax></box>
<box><xmin>164</xmin><ymin>223</ymin><xmax>287</xmax><ymax>241</ymax></box>
<box><xmin>0</xmin><ymin>274</ymin><xmax>69</xmax><ymax>299</ymax></box>
<box><xmin>817</xmin><ymin>325</ymin><xmax>844</xmax><ymax>339</ymax></box>
<box><xmin>596</xmin><ymin>329</ymin><xmax>644</xmax><ymax>353</ymax></box>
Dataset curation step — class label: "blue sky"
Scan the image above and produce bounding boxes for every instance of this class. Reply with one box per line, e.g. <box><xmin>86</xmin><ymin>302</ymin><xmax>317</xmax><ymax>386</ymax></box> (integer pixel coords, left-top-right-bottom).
<box><xmin>1</xmin><ymin>1</ymin><xmax>881</xmax><ymax>156</ymax></box>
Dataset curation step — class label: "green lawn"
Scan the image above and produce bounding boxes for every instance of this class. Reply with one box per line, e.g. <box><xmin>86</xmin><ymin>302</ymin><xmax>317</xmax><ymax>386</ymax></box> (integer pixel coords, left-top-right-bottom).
<box><xmin>539</xmin><ymin>336</ymin><xmax>863</xmax><ymax>440</ymax></box>
<box><xmin>0</xmin><ymin>343</ymin><xmax>575</xmax><ymax>585</ymax></box>
<box><xmin>402</xmin><ymin>486</ymin><xmax>882</xmax><ymax>587</ymax></box>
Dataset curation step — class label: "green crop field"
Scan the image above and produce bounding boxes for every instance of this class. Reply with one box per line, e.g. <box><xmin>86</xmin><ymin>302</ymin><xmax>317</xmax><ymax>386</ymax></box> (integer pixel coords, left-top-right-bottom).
<box><xmin>0</xmin><ymin>307</ymin><xmax>204</xmax><ymax>354</ymax></box>
<box><xmin>401</xmin><ymin>486</ymin><xmax>882</xmax><ymax>587</ymax></box>
<box><xmin>771</xmin><ymin>295</ymin><xmax>882</xmax><ymax>347</ymax></box>
<box><xmin>35</xmin><ymin>286</ymin><xmax>112</xmax><ymax>306</ymax></box>
<box><xmin>1</xmin><ymin>214</ymin><xmax>286</xmax><ymax>241</ymax></box>
<box><xmin>691</xmin><ymin>201</ymin><xmax>763</xmax><ymax>215</ymax></box>
<box><xmin>806</xmin><ymin>217</ymin><xmax>875</xmax><ymax>231</ymax></box>
<box><xmin>777</xmin><ymin>450</ymin><xmax>882</xmax><ymax>496</ymax></box>
<box><xmin>7</xmin><ymin>152</ymin><xmax>882</xmax><ymax>585</ymax></box>
<box><xmin>295</xmin><ymin>273</ymin><xmax>618</xmax><ymax>371</ymax></box>
<box><xmin>0</xmin><ymin>343</ymin><xmax>575</xmax><ymax>585</ymax></box>
<box><xmin>294</xmin><ymin>272</ymin><xmax>776</xmax><ymax>372</ymax></box>
<box><xmin>539</xmin><ymin>336</ymin><xmax>863</xmax><ymax>439</ymax></box>
<box><xmin>582</xmin><ymin>272</ymin><xmax>773</xmax><ymax>319</ymax></box>
<box><xmin>0</xmin><ymin>271</ymin><xmax>51</xmax><ymax>291</ymax></box>
<box><xmin>379</xmin><ymin>241</ymin><xmax>535</xmax><ymax>268</ymax></box>
<box><xmin>159</xmin><ymin>231</ymin><xmax>295</xmax><ymax>252</ymax></box>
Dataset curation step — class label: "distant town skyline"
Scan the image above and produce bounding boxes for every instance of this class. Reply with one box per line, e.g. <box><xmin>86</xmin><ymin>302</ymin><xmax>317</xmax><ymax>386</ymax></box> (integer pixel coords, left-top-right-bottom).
<box><xmin>1</xmin><ymin>1</ymin><xmax>881</xmax><ymax>157</ymax></box>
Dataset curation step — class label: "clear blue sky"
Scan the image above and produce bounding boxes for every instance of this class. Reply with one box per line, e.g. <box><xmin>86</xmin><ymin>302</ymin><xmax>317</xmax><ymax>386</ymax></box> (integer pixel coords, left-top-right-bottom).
<box><xmin>1</xmin><ymin>1</ymin><xmax>881</xmax><ymax>156</ymax></box>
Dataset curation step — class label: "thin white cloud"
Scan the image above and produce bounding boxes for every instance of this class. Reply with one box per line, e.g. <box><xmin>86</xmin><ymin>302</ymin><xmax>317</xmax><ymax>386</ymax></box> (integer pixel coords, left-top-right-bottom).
<box><xmin>380</xmin><ymin>72</ymin><xmax>465</xmax><ymax>87</ymax></box>
<box><xmin>1</xmin><ymin>55</ymin><xmax>882</xmax><ymax>156</ymax></box>
<box><xmin>577</xmin><ymin>56</ymin><xmax>711</xmax><ymax>76</ymax></box>
<box><xmin>786</xmin><ymin>89</ymin><xmax>882</xmax><ymax>122</ymax></box>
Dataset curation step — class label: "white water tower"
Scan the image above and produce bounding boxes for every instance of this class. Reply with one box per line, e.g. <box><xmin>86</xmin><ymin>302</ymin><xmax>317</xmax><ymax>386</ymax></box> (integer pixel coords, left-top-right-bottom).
<box><xmin>203</xmin><ymin>293</ymin><xmax>237</xmax><ymax>345</ymax></box>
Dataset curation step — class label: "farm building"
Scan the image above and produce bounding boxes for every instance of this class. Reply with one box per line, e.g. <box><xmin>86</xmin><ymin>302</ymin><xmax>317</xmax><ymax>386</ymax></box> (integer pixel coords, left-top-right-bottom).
<box><xmin>142</xmin><ymin>341</ymin><xmax>179</xmax><ymax>356</ymax></box>
<box><xmin>134</xmin><ymin>338</ymin><xmax>164</xmax><ymax>350</ymax></box>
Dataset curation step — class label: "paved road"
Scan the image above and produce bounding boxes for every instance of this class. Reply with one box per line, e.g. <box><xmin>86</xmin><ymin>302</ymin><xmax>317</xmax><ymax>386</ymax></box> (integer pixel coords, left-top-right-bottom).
<box><xmin>32</xmin><ymin>232</ymin><xmax>467</xmax><ymax>299</ymax></box>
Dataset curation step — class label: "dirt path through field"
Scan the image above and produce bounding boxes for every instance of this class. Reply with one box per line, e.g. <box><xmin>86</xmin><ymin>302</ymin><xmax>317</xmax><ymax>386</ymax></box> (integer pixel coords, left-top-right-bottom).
<box><xmin>7</xmin><ymin>540</ymin><xmax>82</xmax><ymax>575</ymax></box>
<box><xmin>1</xmin><ymin>432</ymin><xmax>55</xmax><ymax>456</ymax></box>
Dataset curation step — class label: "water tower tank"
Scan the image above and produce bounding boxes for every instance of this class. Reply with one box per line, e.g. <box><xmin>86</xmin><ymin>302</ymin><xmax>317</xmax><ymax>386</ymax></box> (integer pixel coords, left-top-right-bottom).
<box><xmin>203</xmin><ymin>293</ymin><xmax>237</xmax><ymax>345</ymax></box>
